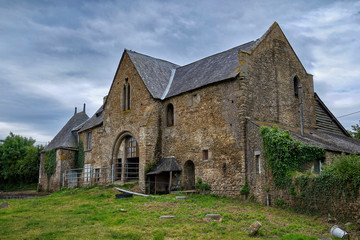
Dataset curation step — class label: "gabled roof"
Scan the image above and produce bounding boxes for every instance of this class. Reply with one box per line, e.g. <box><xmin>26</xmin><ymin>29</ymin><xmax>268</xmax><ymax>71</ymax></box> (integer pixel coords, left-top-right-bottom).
<box><xmin>79</xmin><ymin>105</ymin><xmax>104</xmax><ymax>132</ymax></box>
<box><xmin>126</xmin><ymin>50</ymin><xmax>179</xmax><ymax>99</ymax></box>
<box><xmin>44</xmin><ymin>111</ymin><xmax>89</xmax><ymax>151</ymax></box>
<box><xmin>314</xmin><ymin>93</ymin><xmax>350</xmax><ymax>137</ymax></box>
<box><xmin>164</xmin><ymin>41</ymin><xmax>255</xmax><ymax>98</ymax></box>
<box><xmin>147</xmin><ymin>157</ymin><xmax>182</xmax><ymax>175</ymax></box>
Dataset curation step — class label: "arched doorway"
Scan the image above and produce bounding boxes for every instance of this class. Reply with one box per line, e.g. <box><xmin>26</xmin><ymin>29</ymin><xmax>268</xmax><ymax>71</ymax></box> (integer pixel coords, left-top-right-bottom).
<box><xmin>112</xmin><ymin>132</ymin><xmax>139</xmax><ymax>183</ymax></box>
<box><xmin>183</xmin><ymin>160</ymin><xmax>195</xmax><ymax>190</ymax></box>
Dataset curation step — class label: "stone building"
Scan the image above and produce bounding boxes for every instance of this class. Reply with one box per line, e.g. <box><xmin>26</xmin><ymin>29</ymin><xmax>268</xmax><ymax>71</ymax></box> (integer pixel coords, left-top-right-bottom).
<box><xmin>39</xmin><ymin>22</ymin><xmax>360</xmax><ymax>199</ymax></box>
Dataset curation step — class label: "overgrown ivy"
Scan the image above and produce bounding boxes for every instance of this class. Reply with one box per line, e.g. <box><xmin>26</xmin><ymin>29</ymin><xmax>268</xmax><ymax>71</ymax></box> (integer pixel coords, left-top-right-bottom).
<box><xmin>75</xmin><ymin>140</ymin><xmax>85</xmax><ymax>169</ymax></box>
<box><xmin>44</xmin><ymin>149</ymin><xmax>56</xmax><ymax>177</ymax></box>
<box><xmin>260</xmin><ymin>126</ymin><xmax>325</xmax><ymax>189</ymax></box>
<box><xmin>261</xmin><ymin>126</ymin><xmax>360</xmax><ymax>217</ymax></box>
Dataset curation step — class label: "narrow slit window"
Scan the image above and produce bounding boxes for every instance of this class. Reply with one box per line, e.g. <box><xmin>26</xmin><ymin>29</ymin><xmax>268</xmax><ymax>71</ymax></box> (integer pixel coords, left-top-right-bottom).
<box><xmin>293</xmin><ymin>76</ymin><xmax>299</xmax><ymax>97</ymax></box>
<box><xmin>87</xmin><ymin>132</ymin><xmax>92</xmax><ymax>150</ymax></box>
<box><xmin>166</xmin><ymin>103</ymin><xmax>174</xmax><ymax>127</ymax></box>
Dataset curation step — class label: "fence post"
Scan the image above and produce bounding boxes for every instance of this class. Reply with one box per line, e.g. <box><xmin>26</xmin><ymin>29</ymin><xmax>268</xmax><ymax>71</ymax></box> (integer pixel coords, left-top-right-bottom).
<box><xmin>111</xmin><ymin>164</ymin><xmax>114</xmax><ymax>184</ymax></box>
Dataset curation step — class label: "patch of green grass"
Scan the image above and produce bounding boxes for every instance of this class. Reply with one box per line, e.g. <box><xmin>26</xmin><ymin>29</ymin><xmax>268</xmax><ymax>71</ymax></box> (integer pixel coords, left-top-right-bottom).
<box><xmin>278</xmin><ymin>233</ymin><xmax>317</xmax><ymax>240</ymax></box>
<box><xmin>0</xmin><ymin>185</ymin><xmax>335</xmax><ymax>239</ymax></box>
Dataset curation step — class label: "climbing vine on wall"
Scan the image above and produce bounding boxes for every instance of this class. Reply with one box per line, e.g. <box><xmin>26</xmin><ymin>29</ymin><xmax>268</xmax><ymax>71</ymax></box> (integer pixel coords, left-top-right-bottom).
<box><xmin>260</xmin><ymin>126</ymin><xmax>325</xmax><ymax>189</ymax></box>
<box><xmin>44</xmin><ymin>149</ymin><xmax>56</xmax><ymax>178</ymax></box>
<box><xmin>75</xmin><ymin>140</ymin><xmax>85</xmax><ymax>169</ymax></box>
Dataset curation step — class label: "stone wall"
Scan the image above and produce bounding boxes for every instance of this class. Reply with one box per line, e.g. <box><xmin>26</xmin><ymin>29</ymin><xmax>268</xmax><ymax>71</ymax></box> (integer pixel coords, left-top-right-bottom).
<box><xmin>79</xmin><ymin>52</ymin><xmax>163</xmax><ymax>192</ymax></box>
<box><xmin>38</xmin><ymin>148</ymin><xmax>76</xmax><ymax>192</ymax></box>
<box><xmin>161</xmin><ymin>78</ymin><xmax>247</xmax><ymax>196</ymax></box>
<box><xmin>242</xmin><ymin>24</ymin><xmax>316</xmax><ymax>131</ymax></box>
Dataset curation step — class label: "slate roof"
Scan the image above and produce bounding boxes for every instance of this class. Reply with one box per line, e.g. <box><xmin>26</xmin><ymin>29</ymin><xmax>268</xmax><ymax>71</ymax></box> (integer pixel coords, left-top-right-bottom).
<box><xmin>147</xmin><ymin>157</ymin><xmax>182</xmax><ymax>175</ymax></box>
<box><xmin>79</xmin><ymin>105</ymin><xmax>104</xmax><ymax>132</ymax></box>
<box><xmin>165</xmin><ymin>41</ymin><xmax>256</xmax><ymax>98</ymax></box>
<box><xmin>248</xmin><ymin>119</ymin><xmax>360</xmax><ymax>154</ymax></box>
<box><xmin>126</xmin><ymin>50</ymin><xmax>179</xmax><ymax>99</ymax></box>
<box><xmin>44</xmin><ymin>111</ymin><xmax>89</xmax><ymax>151</ymax></box>
<box><xmin>291</xmin><ymin>130</ymin><xmax>360</xmax><ymax>154</ymax></box>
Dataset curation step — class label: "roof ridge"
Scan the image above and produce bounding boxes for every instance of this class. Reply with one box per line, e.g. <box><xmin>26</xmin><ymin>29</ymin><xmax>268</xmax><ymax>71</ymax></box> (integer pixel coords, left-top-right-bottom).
<box><xmin>174</xmin><ymin>41</ymin><xmax>255</xmax><ymax>70</ymax></box>
<box><xmin>125</xmin><ymin>49</ymin><xmax>179</xmax><ymax>67</ymax></box>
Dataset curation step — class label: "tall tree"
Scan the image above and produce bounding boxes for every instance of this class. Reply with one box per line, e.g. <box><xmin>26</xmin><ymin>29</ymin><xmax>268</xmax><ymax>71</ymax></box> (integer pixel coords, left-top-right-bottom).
<box><xmin>349</xmin><ymin>121</ymin><xmax>360</xmax><ymax>139</ymax></box>
<box><xmin>0</xmin><ymin>132</ymin><xmax>41</xmax><ymax>186</ymax></box>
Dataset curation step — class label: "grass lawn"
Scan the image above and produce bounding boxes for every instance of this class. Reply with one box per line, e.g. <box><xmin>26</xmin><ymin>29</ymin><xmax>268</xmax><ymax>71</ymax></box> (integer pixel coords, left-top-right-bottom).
<box><xmin>0</xmin><ymin>185</ymin><xmax>334</xmax><ymax>239</ymax></box>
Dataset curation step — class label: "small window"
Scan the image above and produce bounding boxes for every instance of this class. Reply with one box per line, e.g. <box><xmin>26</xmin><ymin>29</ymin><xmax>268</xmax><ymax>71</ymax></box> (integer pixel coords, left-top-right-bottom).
<box><xmin>166</xmin><ymin>103</ymin><xmax>174</xmax><ymax>127</ymax></box>
<box><xmin>293</xmin><ymin>76</ymin><xmax>299</xmax><ymax>97</ymax></box>
<box><xmin>314</xmin><ymin>159</ymin><xmax>322</xmax><ymax>174</ymax></box>
<box><xmin>255</xmin><ymin>151</ymin><xmax>261</xmax><ymax>174</ymax></box>
<box><xmin>123</xmin><ymin>85</ymin><xmax>127</xmax><ymax>111</ymax></box>
<box><xmin>87</xmin><ymin>132</ymin><xmax>92</xmax><ymax>150</ymax></box>
<box><xmin>84</xmin><ymin>164</ymin><xmax>91</xmax><ymax>182</ymax></box>
<box><xmin>202</xmin><ymin>150</ymin><xmax>208</xmax><ymax>160</ymax></box>
<box><xmin>127</xmin><ymin>84</ymin><xmax>130</xmax><ymax>110</ymax></box>
<box><xmin>94</xmin><ymin>168</ymin><xmax>100</xmax><ymax>182</ymax></box>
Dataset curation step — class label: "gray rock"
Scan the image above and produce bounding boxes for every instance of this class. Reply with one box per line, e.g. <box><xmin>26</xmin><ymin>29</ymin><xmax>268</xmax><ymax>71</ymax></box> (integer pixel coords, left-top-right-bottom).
<box><xmin>247</xmin><ymin>221</ymin><xmax>262</xmax><ymax>236</ymax></box>
<box><xmin>120</xmin><ymin>209</ymin><xmax>127</xmax><ymax>212</ymax></box>
<box><xmin>204</xmin><ymin>214</ymin><xmax>222</xmax><ymax>222</ymax></box>
<box><xmin>0</xmin><ymin>202</ymin><xmax>8</xmax><ymax>209</ymax></box>
<box><xmin>159</xmin><ymin>215</ymin><xmax>175</xmax><ymax>219</ymax></box>
<box><xmin>175</xmin><ymin>196</ymin><xmax>186</xmax><ymax>200</ymax></box>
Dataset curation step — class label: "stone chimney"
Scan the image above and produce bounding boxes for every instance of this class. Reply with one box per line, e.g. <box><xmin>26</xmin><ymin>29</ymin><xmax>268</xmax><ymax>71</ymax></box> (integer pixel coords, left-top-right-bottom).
<box><xmin>74</xmin><ymin>107</ymin><xmax>77</xmax><ymax>115</ymax></box>
<box><xmin>83</xmin><ymin>103</ymin><xmax>86</xmax><ymax>113</ymax></box>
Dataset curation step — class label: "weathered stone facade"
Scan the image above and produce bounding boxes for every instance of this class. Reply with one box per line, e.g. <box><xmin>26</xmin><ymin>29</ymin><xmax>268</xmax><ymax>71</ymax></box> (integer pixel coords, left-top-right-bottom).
<box><xmin>39</xmin><ymin>22</ymin><xmax>358</xmax><ymax>203</ymax></box>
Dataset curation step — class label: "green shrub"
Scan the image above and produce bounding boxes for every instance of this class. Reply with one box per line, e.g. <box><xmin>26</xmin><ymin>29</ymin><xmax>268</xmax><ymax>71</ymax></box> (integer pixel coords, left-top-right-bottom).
<box><xmin>240</xmin><ymin>180</ymin><xmax>250</xmax><ymax>195</ymax></box>
<box><xmin>195</xmin><ymin>178</ymin><xmax>211</xmax><ymax>191</ymax></box>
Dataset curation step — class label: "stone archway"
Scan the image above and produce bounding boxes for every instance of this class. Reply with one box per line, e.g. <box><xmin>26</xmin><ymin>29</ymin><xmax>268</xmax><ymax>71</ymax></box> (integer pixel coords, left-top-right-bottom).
<box><xmin>183</xmin><ymin>160</ymin><xmax>195</xmax><ymax>190</ymax></box>
<box><xmin>112</xmin><ymin>131</ymin><xmax>139</xmax><ymax>183</ymax></box>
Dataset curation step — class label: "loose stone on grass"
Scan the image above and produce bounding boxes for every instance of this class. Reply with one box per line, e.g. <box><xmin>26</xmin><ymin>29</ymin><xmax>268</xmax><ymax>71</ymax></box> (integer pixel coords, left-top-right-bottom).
<box><xmin>175</xmin><ymin>196</ymin><xmax>186</xmax><ymax>200</ymax></box>
<box><xmin>0</xmin><ymin>201</ymin><xmax>8</xmax><ymax>209</ymax></box>
<box><xmin>203</xmin><ymin>214</ymin><xmax>222</xmax><ymax>222</ymax></box>
<box><xmin>247</xmin><ymin>221</ymin><xmax>262</xmax><ymax>236</ymax></box>
<box><xmin>120</xmin><ymin>209</ymin><xmax>127</xmax><ymax>212</ymax></box>
<box><xmin>159</xmin><ymin>215</ymin><xmax>175</xmax><ymax>219</ymax></box>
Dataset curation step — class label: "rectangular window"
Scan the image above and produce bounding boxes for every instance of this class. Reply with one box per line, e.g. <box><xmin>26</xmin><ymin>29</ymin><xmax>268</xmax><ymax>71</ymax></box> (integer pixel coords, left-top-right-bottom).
<box><xmin>126</xmin><ymin>137</ymin><xmax>137</xmax><ymax>158</ymax></box>
<box><xmin>87</xmin><ymin>132</ymin><xmax>92</xmax><ymax>150</ymax></box>
<box><xmin>314</xmin><ymin>159</ymin><xmax>322</xmax><ymax>174</ymax></box>
<box><xmin>202</xmin><ymin>150</ymin><xmax>208</xmax><ymax>160</ymax></box>
<box><xmin>94</xmin><ymin>168</ymin><xmax>100</xmax><ymax>182</ymax></box>
<box><xmin>84</xmin><ymin>164</ymin><xmax>91</xmax><ymax>183</ymax></box>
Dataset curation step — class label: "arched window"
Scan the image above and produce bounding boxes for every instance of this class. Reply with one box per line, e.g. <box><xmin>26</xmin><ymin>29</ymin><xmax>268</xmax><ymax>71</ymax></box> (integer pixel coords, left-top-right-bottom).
<box><xmin>166</xmin><ymin>103</ymin><xmax>174</xmax><ymax>127</ymax></box>
<box><xmin>122</xmin><ymin>78</ymin><xmax>130</xmax><ymax>111</ymax></box>
<box><xmin>293</xmin><ymin>76</ymin><xmax>299</xmax><ymax>97</ymax></box>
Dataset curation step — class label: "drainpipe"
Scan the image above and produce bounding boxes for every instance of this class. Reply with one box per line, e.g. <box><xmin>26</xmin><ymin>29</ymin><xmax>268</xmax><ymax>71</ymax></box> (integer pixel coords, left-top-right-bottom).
<box><xmin>299</xmin><ymin>84</ymin><xmax>304</xmax><ymax>135</ymax></box>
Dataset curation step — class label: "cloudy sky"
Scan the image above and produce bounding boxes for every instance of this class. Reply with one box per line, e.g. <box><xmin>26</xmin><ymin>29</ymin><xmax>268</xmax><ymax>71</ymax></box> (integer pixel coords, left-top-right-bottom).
<box><xmin>1</xmin><ymin>0</ymin><xmax>360</xmax><ymax>144</ymax></box>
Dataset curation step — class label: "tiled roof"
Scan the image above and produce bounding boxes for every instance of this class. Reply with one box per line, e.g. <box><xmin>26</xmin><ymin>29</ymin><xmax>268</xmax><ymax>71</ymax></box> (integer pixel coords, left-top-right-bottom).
<box><xmin>147</xmin><ymin>157</ymin><xmax>182</xmax><ymax>175</ymax></box>
<box><xmin>165</xmin><ymin>41</ymin><xmax>256</xmax><ymax>98</ymax></box>
<box><xmin>79</xmin><ymin>105</ymin><xmax>104</xmax><ymax>132</ymax></box>
<box><xmin>43</xmin><ymin>111</ymin><xmax>89</xmax><ymax>151</ymax></box>
<box><xmin>126</xmin><ymin>50</ymin><xmax>179</xmax><ymax>99</ymax></box>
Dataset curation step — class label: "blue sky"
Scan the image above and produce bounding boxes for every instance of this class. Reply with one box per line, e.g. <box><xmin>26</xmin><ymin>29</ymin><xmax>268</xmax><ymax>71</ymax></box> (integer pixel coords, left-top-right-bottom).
<box><xmin>1</xmin><ymin>0</ymin><xmax>360</xmax><ymax>144</ymax></box>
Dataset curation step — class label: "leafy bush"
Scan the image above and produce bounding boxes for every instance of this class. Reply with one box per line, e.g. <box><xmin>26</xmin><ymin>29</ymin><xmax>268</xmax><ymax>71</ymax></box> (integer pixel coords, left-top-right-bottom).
<box><xmin>240</xmin><ymin>180</ymin><xmax>250</xmax><ymax>195</ymax></box>
<box><xmin>195</xmin><ymin>178</ymin><xmax>211</xmax><ymax>191</ymax></box>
